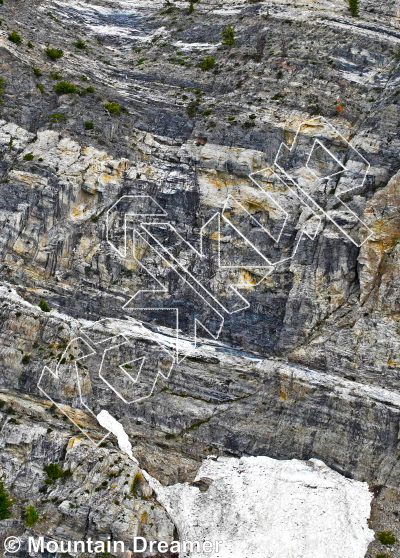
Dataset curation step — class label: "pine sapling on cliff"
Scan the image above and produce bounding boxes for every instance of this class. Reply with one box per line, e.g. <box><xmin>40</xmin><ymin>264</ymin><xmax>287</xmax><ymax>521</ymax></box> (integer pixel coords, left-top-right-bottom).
<box><xmin>348</xmin><ymin>0</ymin><xmax>359</xmax><ymax>17</ymax></box>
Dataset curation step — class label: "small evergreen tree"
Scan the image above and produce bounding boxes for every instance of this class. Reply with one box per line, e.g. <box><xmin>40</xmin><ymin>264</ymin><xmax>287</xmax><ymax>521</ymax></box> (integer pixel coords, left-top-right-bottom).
<box><xmin>221</xmin><ymin>24</ymin><xmax>235</xmax><ymax>46</ymax></box>
<box><xmin>348</xmin><ymin>0</ymin><xmax>359</xmax><ymax>17</ymax></box>
<box><xmin>38</xmin><ymin>299</ymin><xmax>51</xmax><ymax>312</ymax></box>
<box><xmin>0</xmin><ymin>480</ymin><xmax>13</xmax><ymax>520</ymax></box>
<box><xmin>200</xmin><ymin>57</ymin><xmax>215</xmax><ymax>71</ymax></box>
<box><xmin>130</xmin><ymin>473</ymin><xmax>143</xmax><ymax>496</ymax></box>
<box><xmin>25</xmin><ymin>505</ymin><xmax>38</xmax><ymax>526</ymax></box>
<box><xmin>187</xmin><ymin>0</ymin><xmax>198</xmax><ymax>11</ymax></box>
<box><xmin>73</xmin><ymin>39</ymin><xmax>87</xmax><ymax>50</ymax></box>
<box><xmin>44</xmin><ymin>463</ymin><xmax>63</xmax><ymax>480</ymax></box>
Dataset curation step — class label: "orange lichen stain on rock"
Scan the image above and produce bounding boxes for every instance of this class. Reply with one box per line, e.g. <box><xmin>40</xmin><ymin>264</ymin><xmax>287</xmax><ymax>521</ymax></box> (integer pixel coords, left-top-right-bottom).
<box><xmin>387</xmin><ymin>358</ymin><xmax>400</xmax><ymax>367</ymax></box>
<box><xmin>254</xmin><ymin>175</ymin><xmax>285</xmax><ymax>193</ymax></box>
<box><xmin>140</xmin><ymin>511</ymin><xmax>148</xmax><ymax>523</ymax></box>
<box><xmin>279</xmin><ymin>388</ymin><xmax>288</xmax><ymax>401</ymax></box>
<box><xmin>67</xmin><ymin>436</ymin><xmax>83</xmax><ymax>450</ymax></box>
<box><xmin>205</xmin><ymin>172</ymin><xmax>233</xmax><ymax>190</ymax></box>
<box><xmin>140</xmin><ymin>164</ymin><xmax>153</xmax><ymax>177</ymax></box>
<box><xmin>78</xmin><ymin>236</ymin><xmax>93</xmax><ymax>251</ymax></box>
<box><xmin>236</xmin><ymin>269</ymin><xmax>257</xmax><ymax>290</ymax></box>
<box><xmin>370</xmin><ymin>218</ymin><xmax>400</xmax><ymax>253</ymax></box>
<box><xmin>242</xmin><ymin>197</ymin><xmax>279</xmax><ymax>216</ymax></box>
<box><xmin>12</xmin><ymin>239</ymin><xmax>27</xmax><ymax>254</ymax></box>
<box><xmin>62</xmin><ymin>383</ymin><xmax>81</xmax><ymax>398</ymax></box>
<box><xmin>124</xmin><ymin>260</ymin><xmax>138</xmax><ymax>271</ymax></box>
<box><xmin>71</xmin><ymin>205</ymin><xmax>83</xmax><ymax>217</ymax></box>
<box><xmin>101</xmin><ymin>173</ymin><xmax>113</xmax><ymax>182</ymax></box>
<box><xmin>134</xmin><ymin>247</ymin><xmax>147</xmax><ymax>260</ymax></box>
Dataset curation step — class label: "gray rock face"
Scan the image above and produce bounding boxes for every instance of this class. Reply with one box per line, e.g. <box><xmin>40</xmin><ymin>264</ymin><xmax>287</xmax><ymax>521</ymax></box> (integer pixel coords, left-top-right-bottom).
<box><xmin>0</xmin><ymin>0</ymin><xmax>400</xmax><ymax>556</ymax></box>
<box><xmin>0</xmin><ymin>393</ymin><xmax>175</xmax><ymax>555</ymax></box>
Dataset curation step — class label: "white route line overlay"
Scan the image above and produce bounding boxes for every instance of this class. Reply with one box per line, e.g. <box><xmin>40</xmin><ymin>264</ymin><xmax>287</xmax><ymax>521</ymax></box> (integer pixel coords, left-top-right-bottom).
<box><xmin>269</xmin><ymin>115</ymin><xmax>373</xmax><ymax>248</ymax></box>
<box><xmin>38</xmin><ymin>116</ymin><xmax>374</xmax><ymax>444</ymax></box>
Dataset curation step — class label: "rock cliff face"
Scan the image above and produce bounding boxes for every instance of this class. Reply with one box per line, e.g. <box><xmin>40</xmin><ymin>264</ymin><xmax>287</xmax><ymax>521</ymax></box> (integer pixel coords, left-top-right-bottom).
<box><xmin>0</xmin><ymin>0</ymin><xmax>400</xmax><ymax>556</ymax></box>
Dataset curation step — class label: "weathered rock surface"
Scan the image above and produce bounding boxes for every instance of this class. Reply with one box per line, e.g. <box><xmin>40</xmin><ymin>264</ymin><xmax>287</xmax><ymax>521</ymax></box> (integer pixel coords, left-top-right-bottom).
<box><xmin>0</xmin><ymin>0</ymin><xmax>399</xmax><ymax>556</ymax></box>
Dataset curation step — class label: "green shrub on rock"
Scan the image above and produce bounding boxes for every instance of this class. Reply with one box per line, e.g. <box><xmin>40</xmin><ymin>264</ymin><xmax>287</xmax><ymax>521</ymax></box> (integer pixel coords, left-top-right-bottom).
<box><xmin>8</xmin><ymin>31</ymin><xmax>22</xmax><ymax>45</ymax></box>
<box><xmin>73</xmin><ymin>39</ymin><xmax>87</xmax><ymax>50</ymax></box>
<box><xmin>54</xmin><ymin>81</ymin><xmax>77</xmax><ymax>95</ymax></box>
<box><xmin>44</xmin><ymin>463</ymin><xmax>63</xmax><ymax>480</ymax></box>
<box><xmin>38</xmin><ymin>299</ymin><xmax>51</xmax><ymax>312</ymax></box>
<box><xmin>221</xmin><ymin>24</ymin><xmax>235</xmax><ymax>46</ymax></box>
<box><xmin>45</xmin><ymin>48</ymin><xmax>64</xmax><ymax>60</ymax></box>
<box><xmin>25</xmin><ymin>505</ymin><xmax>39</xmax><ymax>526</ymax></box>
<box><xmin>104</xmin><ymin>102</ymin><xmax>120</xmax><ymax>114</ymax></box>
<box><xmin>131</xmin><ymin>473</ymin><xmax>143</xmax><ymax>496</ymax></box>
<box><xmin>0</xmin><ymin>480</ymin><xmax>13</xmax><ymax>519</ymax></box>
<box><xmin>200</xmin><ymin>57</ymin><xmax>215</xmax><ymax>71</ymax></box>
<box><xmin>377</xmin><ymin>531</ymin><xmax>396</xmax><ymax>545</ymax></box>
<box><xmin>50</xmin><ymin>112</ymin><xmax>66</xmax><ymax>122</ymax></box>
<box><xmin>348</xmin><ymin>0</ymin><xmax>359</xmax><ymax>16</ymax></box>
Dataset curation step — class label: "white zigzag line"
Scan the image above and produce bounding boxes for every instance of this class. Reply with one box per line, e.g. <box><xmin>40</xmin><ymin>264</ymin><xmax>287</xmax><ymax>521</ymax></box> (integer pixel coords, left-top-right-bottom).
<box><xmin>272</xmin><ymin>116</ymin><xmax>374</xmax><ymax>247</ymax></box>
<box><xmin>125</xmin><ymin>229</ymin><xmax>226</xmax><ymax>363</ymax></box>
<box><xmin>39</xmin><ymin>115</ymin><xmax>376</xmax><ymax>440</ymax></box>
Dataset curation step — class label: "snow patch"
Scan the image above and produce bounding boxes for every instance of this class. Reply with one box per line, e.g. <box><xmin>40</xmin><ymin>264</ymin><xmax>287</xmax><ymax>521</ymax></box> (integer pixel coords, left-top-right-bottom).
<box><xmin>51</xmin><ymin>0</ymin><xmax>138</xmax><ymax>16</ymax></box>
<box><xmin>144</xmin><ymin>456</ymin><xmax>374</xmax><ymax>558</ymax></box>
<box><xmin>86</xmin><ymin>23</ymin><xmax>139</xmax><ymax>37</ymax></box>
<box><xmin>96</xmin><ymin>409</ymin><xmax>138</xmax><ymax>463</ymax></box>
<box><xmin>0</xmin><ymin>284</ymin><xmax>35</xmax><ymax>309</ymax></box>
<box><xmin>173</xmin><ymin>41</ymin><xmax>220</xmax><ymax>51</ymax></box>
<box><xmin>211</xmin><ymin>8</ymin><xmax>242</xmax><ymax>14</ymax></box>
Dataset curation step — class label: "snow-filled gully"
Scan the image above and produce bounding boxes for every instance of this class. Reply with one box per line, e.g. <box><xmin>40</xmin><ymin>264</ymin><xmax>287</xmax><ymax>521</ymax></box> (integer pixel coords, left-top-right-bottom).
<box><xmin>97</xmin><ymin>409</ymin><xmax>374</xmax><ymax>558</ymax></box>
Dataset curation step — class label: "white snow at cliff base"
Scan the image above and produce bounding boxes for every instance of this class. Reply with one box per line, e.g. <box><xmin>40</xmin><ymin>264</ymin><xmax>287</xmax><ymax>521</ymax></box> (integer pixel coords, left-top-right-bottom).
<box><xmin>144</xmin><ymin>455</ymin><xmax>374</xmax><ymax>558</ymax></box>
